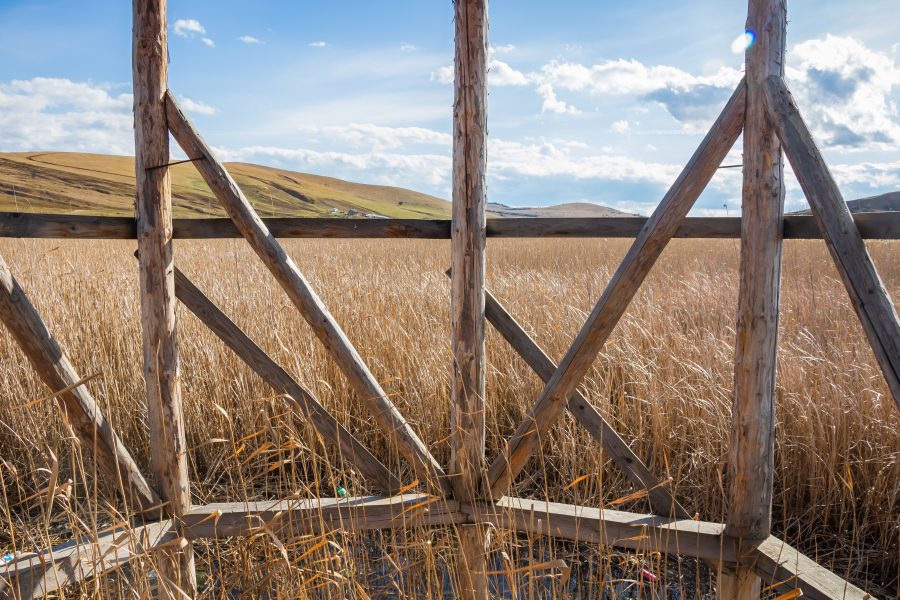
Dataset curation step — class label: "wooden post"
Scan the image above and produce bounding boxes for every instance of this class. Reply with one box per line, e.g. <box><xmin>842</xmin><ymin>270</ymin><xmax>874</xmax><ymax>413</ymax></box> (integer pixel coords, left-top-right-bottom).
<box><xmin>450</xmin><ymin>0</ymin><xmax>488</xmax><ymax>506</ymax></box>
<box><xmin>485</xmin><ymin>81</ymin><xmax>746</xmax><ymax>499</ymax></box>
<box><xmin>132</xmin><ymin>0</ymin><xmax>195</xmax><ymax>595</ymax></box>
<box><xmin>451</xmin><ymin>0</ymin><xmax>489</xmax><ymax>597</ymax></box>
<box><xmin>0</xmin><ymin>252</ymin><xmax>160</xmax><ymax>514</ymax></box>
<box><xmin>723</xmin><ymin>1</ymin><xmax>786</xmax><ymax>599</ymax></box>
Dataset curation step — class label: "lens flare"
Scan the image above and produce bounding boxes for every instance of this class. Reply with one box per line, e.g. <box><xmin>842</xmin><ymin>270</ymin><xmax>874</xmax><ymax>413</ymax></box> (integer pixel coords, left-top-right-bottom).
<box><xmin>730</xmin><ymin>30</ymin><xmax>756</xmax><ymax>54</ymax></box>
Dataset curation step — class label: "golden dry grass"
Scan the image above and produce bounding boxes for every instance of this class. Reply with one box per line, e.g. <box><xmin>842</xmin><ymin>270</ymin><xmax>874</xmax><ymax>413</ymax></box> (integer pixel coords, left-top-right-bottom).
<box><xmin>0</xmin><ymin>237</ymin><xmax>897</xmax><ymax>597</ymax></box>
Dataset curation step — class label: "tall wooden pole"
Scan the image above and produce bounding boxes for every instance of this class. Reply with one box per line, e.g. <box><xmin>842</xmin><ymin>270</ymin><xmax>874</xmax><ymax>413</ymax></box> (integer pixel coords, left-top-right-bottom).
<box><xmin>132</xmin><ymin>0</ymin><xmax>196</xmax><ymax>595</ymax></box>
<box><xmin>723</xmin><ymin>1</ymin><xmax>786</xmax><ymax>598</ymax></box>
<box><xmin>450</xmin><ymin>0</ymin><xmax>489</xmax><ymax>597</ymax></box>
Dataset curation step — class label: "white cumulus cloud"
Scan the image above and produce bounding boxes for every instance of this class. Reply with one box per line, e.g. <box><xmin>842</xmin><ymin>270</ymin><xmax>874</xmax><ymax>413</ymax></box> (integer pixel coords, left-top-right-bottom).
<box><xmin>0</xmin><ymin>78</ymin><xmax>134</xmax><ymax>154</ymax></box>
<box><xmin>238</xmin><ymin>35</ymin><xmax>262</xmax><ymax>44</ymax></box>
<box><xmin>174</xmin><ymin>19</ymin><xmax>206</xmax><ymax>37</ymax></box>
<box><xmin>786</xmin><ymin>35</ymin><xmax>900</xmax><ymax>150</ymax></box>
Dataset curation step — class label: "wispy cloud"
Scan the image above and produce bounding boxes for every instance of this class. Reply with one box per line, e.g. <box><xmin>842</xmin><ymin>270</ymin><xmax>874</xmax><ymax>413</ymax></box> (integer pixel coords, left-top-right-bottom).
<box><xmin>238</xmin><ymin>35</ymin><xmax>262</xmax><ymax>45</ymax></box>
<box><xmin>173</xmin><ymin>18</ymin><xmax>214</xmax><ymax>47</ymax></box>
<box><xmin>174</xmin><ymin>18</ymin><xmax>205</xmax><ymax>37</ymax></box>
<box><xmin>180</xmin><ymin>97</ymin><xmax>217</xmax><ymax>115</ymax></box>
<box><xmin>299</xmin><ymin>123</ymin><xmax>450</xmax><ymax>150</ymax></box>
<box><xmin>308</xmin><ymin>41</ymin><xmax>327</xmax><ymax>48</ymax></box>
<box><xmin>400</xmin><ymin>43</ymin><xmax>416</xmax><ymax>53</ymax></box>
<box><xmin>490</xmin><ymin>44</ymin><xmax>516</xmax><ymax>55</ymax></box>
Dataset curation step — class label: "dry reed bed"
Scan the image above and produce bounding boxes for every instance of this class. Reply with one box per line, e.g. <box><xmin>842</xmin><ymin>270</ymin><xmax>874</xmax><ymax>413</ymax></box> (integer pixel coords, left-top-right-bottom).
<box><xmin>0</xmin><ymin>238</ymin><xmax>896</xmax><ymax>596</ymax></box>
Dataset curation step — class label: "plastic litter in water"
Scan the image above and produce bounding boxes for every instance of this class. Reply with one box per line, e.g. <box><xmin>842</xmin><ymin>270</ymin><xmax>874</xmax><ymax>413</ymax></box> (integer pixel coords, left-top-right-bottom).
<box><xmin>1</xmin><ymin>554</ymin><xmax>14</xmax><ymax>566</ymax></box>
<box><xmin>640</xmin><ymin>568</ymin><xmax>657</xmax><ymax>582</ymax></box>
<box><xmin>337</xmin><ymin>486</ymin><xmax>348</xmax><ymax>498</ymax></box>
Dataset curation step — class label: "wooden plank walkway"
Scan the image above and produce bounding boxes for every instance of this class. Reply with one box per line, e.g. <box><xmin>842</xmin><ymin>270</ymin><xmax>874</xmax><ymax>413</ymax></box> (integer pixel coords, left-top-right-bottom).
<box><xmin>2</xmin><ymin>495</ymin><xmax>873</xmax><ymax>600</ymax></box>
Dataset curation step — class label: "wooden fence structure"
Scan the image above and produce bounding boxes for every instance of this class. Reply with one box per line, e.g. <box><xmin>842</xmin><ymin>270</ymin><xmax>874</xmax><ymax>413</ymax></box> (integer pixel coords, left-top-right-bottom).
<box><xmin>1</xmin><ymin>0</ymin><xmax>898</xmax><ymax>598</ymax></box>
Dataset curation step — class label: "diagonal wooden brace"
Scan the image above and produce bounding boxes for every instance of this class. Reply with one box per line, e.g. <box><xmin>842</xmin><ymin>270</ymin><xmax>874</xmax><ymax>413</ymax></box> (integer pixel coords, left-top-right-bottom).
<box><xmin>165</xmin><ymin>93</ymin><xmax>451</xmax><ymax>497</ymax></box>
<box><xmin>485</xmin><ymin>80</ymin><xmax>747</xmax><ymax>498</ymax></box>
<box><xmin>763</xmin><ymin>75</ymin><xmax>900</xmax><ymax>412</ymax></box>
<box><xmin>0</xmin><ymin>251</ymin><xmax>160</xmax><ymax>514</ymax></box>
<box><xmin>478</xmin><ymin>277</ymin><xmax>690</xmax><ymax>519</ymax></box>
<box><xmin>171</xmin><ymin>265</ymin><xmax>402</xmax><ymax>494</ymax></box>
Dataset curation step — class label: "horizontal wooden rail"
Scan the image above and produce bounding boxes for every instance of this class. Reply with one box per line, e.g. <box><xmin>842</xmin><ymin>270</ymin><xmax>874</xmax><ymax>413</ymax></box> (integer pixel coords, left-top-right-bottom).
<box><xmin>1</xmin><ymin>494</ymin><xmax>872</xmax><ymax>600</ymax></box>
<box><xmin>0</xmin><ymin>212</ymin><xmax>898</xmax><ymax>240</ymax></box>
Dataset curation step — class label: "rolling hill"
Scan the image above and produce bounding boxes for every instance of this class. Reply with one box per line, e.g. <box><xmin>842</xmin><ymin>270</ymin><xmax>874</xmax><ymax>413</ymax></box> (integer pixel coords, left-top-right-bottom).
<box><xmin>0</xmin><ymin>152</ymin><xmax>451</xmax><ymax>219</ymax></box>
<box><xmin>0</xmin><ymin>152</ymin><xmax>634</xmax><ymax>219</ymax></box>
<box><xmin>790</xmin><ymin>191</ymin><xmax>900</xmax><ymax>214</ymax></box>
<box><xmin>487</xmin><ymin>201</ymin><xmax>635</xmax><ymax>218</ymax></box>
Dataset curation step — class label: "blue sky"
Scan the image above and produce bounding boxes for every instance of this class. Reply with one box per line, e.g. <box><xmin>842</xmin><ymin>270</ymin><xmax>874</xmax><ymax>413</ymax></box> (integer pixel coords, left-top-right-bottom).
<box><xmin>1</xmin><ymin>0</ymin><xmax>898</xmax><ymax>215</ymax></box>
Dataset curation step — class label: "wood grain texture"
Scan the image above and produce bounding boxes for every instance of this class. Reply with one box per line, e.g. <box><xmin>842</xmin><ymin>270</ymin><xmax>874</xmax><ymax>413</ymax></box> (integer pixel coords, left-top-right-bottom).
<box><xmin>477</xmin><ymin>279</ymin><xmax>690</xmax><ymax>519</ymax></box>
<box><xmin>172</xmin><ymin>266</ymin><xmax>401</xmax><ymax>494</ymax></box>
<box><xmin>132</xmin><ymin>0</ymin><xmax>195</xmax><ymax>594</ymax></box>
<box><xmin>1</xmin><ymin>520</ymin><xmax>176</xmax><ymax>600</ymax></box>
<box><xmin>456</xmin><ymin>523</ymin><xmax>490</xmax><ymax>600</ymax></box>
<box><xmin>1</xmin><ymin>212</ymin><xmax>897</xmax><ymax>240</ymax></box>
<box><xmin>450</xmin><ymin>0</ymin><xmax>488</xmax><ymax>505</ymax></box>
<box><xmin>727</xmin><ymin>0</ymin><xmax>786</xmax><ymax>547</ymax></box>
<box><xmin>165</xmin><ymin>93</ymin><xmax>451</xmax><ymax>497</ymax></box>
<box><xmin>0</xmin><ymin>252</ymin><xmax>160</xmax><ymax>513</ymax></box>
<box><xmin>450</xmin><ymin>3</ymin><xmax>490</xmax><ymax>596</ymax></box>
<box><xmin>765</xmin><ymin>75</ymin><xmax>900</xmax><ymax>412</ymax></box>
<box><xmin>463</xmin><ymin>497</ymin><xmax>736</xmax><ymax>563</ymax></box>
<box><xmin>753</xmin><ymin>535</ymin><xmax>873</xmax><ymax>600</ymax></box>
<box><xmin>179</xmin><ymin>494</ymin><xmax>464</xmax><ymax>539</ymax></box>
<box><xmin>724</xmin><ymin>6</ymin><xmax>786</xmax><ymax>599</ymax></box>
<box><xmin>4</xmin><ymin>497</ymin><xmax>871</xmax><ymax>600</ymax></box>
<box><xmin>484</xmin><ymin>80</ymin><xmax>747</xmax><ymax>499</ymax></box>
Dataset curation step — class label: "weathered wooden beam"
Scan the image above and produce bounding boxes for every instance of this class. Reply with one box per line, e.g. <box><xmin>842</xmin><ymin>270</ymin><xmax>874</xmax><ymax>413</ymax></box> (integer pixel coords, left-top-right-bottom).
<box><xmin>171</xmin><ymin>265</ymin><xmax>402</xmax><ymax>494</ymax></box>
<box><xmin>465</xmin><ymin>497</ymin><xmax>736</xmax><ymax>563</ymax></box>
<box><xmin>132</xmin><ymin>0</ymin><xmax>195</xmax><ymax>595</ymax></box>
<box><xmin>450</xmin><ymin>0</ymin><xmax>488</xmax><ymax>505</ymax></box>
<box><xmin>0</xmin><ymin>252</ymin><xmax>160</xmax><ymax>513</ymax></box>
<box><xmin>0</xmin><ymin>494</ymin><xmax>462</xmax><ymax>600</ymax></box>
<box><xmin>450</xmin><ymin>0</ymin><xmax>490</xmax><ymax>596</ymax></box>
<box><xmin>764</xmin><ymin>75</ymin><xmax>900</xmax><ymax>412</ymax></box>
<box><xmin>753</xmin><ymin>535</ymin><xmax>872</xmax><ymax>600</ymax></box>
<box><xmin>0</xmin><ymin>520</ymin><xmax>176</xmax><ymax>600</ymax></box>
<box><xmin>3</xmin><ymin>497</ymin><xmax>873</xmax><ymax>600</ymax></box>
<box><xmin>723</xmin><ymin>3</ymin><xmax>787</xmax><ymax>600</ymax></box>
<box><xmin>179</xmin><ymin>493</ymin><xmax>464</xmax><ymax>539</ymax></box>
<box><xmin>1</xmin><ymin>212</ymin><xmax>898</xmax><ymax>240</ymax></box>
<box><xmin>484</xmin><ymin>80</ymin><xmax>747</xmax><ymax>499</ymax></box>
<box><xmin>164</xmin><ymin>93</ymin><xmax>451</xmax><ymax>497</ymax></box>
<box><xmin>474</xmin><ymin>276</ymin><xmax>690</xmax><ymax>519</ymax></box>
